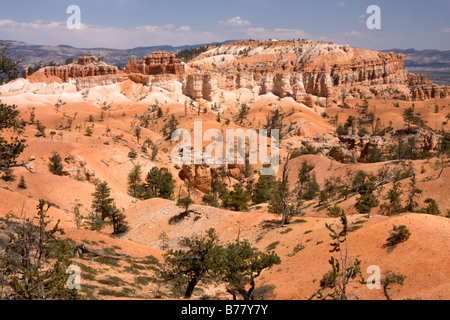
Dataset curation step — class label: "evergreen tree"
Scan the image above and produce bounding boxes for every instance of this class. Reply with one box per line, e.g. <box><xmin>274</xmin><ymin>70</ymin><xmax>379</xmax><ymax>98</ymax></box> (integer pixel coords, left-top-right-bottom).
<box><xmin>355</xmin><ymin>174</ymin><xmax>379</xmax><ymax>218</ymax></box>
<box><xmin>0</xmin><ymin>200</ymin><xmax>81</xmax><ymax>300</ymax></box>
<box><xmin>405</xmin><ymin>174</ymin><xmax>422</xmax><ymax>212</ymax></box>
<box><xmin>223</xmin><ymin>184</ymin><xmax>250</xmax><ymax>212</ymax></box>
<box><xmin>48</xmin><ymin>152</ymin><xmax>64</xmax><ymax>176</ymax></box>
<box><xmin>84</xmin><ymin>126</ymin><xmax>92</xmax><ymax>137</ymax></box>
<box><xmin>91</xmin><ymin>180</ymin><xmax>114</xmax><ymax>221</ymax></box>
<box><xmin>202</xmin><ymin>193</ymin><xmax>220</xmax><ymax>208</ymax></box>
<box><xmin>381</xmin><ymin>272</ymin><xmax>406</xmax><ymax>300</ymax></box>
<box><xmin>381</xmin><ymin>182</ymin><xmax>404</xmax><ymax>216</ymax></box>
<box><xmin>177</xmin><ymin>195</ymin><xmax>194</xmax><ymax>214</ymax></box>
<box><xmin>319</xmin><ymin>190</ymin><xmax>328</xmax><ymax>206</ymax></box>
<box><xmin>326</xmin><ymin>204</ymin><xmax>343</xmax><ymax>218</ymax></box>
<box><xmin>158</xmin><ymin>229</ymin><xmax>220</xmax><ymax>299</ymax></box>
<box><xmin>311</xmin><ymin>212</ymin><xmax>364</xmax><ymax>300</ymax></box>
<box><xmin>424</xmin><ymin>198</ymin><xmax>441</xmax><ymax>216</ymax></box>
<box><xmin>302</xmin><ymin>172</ymin><xmax>320</xmax><ymax>201</ymax></box>
<box><xmin>437</xmin><ymin>131</ymin><xmax>450</xmax><ymax>179</ymax></box>
<box><xmin>297</xmin><ymin>160</ymin><xmax>315</xmax><ymax>204</ymax></box>
<box><xmin>402</xmin><ymin>106</ymin><xmax>422</xmax><ymax>131</ymax></box>
<box><xmin>127</xmin><ymin>164</ymin><xmax>145</xmax><ymax>199</ymax></box>
<box><xmin>0</xmin><ymin>43</ymin><xmax>24</xmax><ymax>84</ymax></box>
<box><xmin>236</xmin><ymin>103</ymin><xmax>250</xmax><ymax>124</ymax></box>
<box><xmin>251</xmin><ymin>173</ymin><xmax>277</xmax><ymax>205</ymax></box>
<box><xmin>216</xmin><ymin>240</ymin><xmax>281</xmax><ymax>300</ymax></box>
<box><xmin>144</xmin><ymin>167</ymin><xmax>175</xmax><ymax>200</ymax></box>
<box><xmin>17</xmin><ymin>175</ymin><xmax>27</xmax><ymax>189</ymax></box>
<box><xmin>0</xmin><ymin>103</ymin><xmax>26</xmax><ymax>175</ymax></box>
<box><xmin>110</xmin><ymin>203</ymin><xmax>128</xmax><ymax>235</ymax></box>
<box><xmin>269</xmin><ymin>163</ymin><xmax>296</xmax><ymax>226</ymax></box>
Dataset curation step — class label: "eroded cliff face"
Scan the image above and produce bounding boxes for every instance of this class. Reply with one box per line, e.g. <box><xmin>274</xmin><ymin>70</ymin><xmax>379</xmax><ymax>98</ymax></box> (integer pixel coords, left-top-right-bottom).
<box><xmin>182</xmin><ymin>70</ymin><xmax>332</xmax><ymax>103</ymax></box>
<box><xmin>125</xmin><ymin>51</ymin><xmax>184</xmax><ymax>76</ymax></box>
<box><xmin>30</xmin><ymin>56</ymin><xmax>120</xmax><ymax>83</ymax></box>
<box><xmin>409</xmin><ymin>85</ymin><xmax>449</xmax><ymax>100</ymax></box>
<box><xmin>325</xmin><ymin>52</ymin><xmax>408</xmax><ymax>87</ymax></box>
<box><xmin>181</xmin><ymin>41</ymin><xmax>419</xmax><ymax>102</ymax></box>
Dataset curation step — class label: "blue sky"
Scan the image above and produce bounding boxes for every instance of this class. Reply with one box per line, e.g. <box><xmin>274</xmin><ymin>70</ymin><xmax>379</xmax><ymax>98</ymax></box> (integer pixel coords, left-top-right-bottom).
<box><xmin>0</xmin><ymin>0</ymin><xmax>449</xmax><ymax>50</ymax></box>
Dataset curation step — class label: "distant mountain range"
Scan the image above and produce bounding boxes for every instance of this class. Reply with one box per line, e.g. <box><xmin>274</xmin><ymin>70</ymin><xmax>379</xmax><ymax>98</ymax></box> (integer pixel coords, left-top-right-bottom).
<box><xmin>381</xmin><ymin>48</ymin><xmax>450</xmax><ymax>85</ymax></box>
<box><xmin>1</xmin><ymin>40</ymin><xmax>236</xmax><ymax>68</ymax></box>
<box><xmin>2</xmin><ymin>40</ymin><xmax>449</xmax><ymax>85</ymax></box>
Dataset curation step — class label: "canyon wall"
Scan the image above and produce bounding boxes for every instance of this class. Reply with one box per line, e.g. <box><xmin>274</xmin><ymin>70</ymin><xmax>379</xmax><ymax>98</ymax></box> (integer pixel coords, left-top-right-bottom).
<box><xmin>182</xmin><ymin>71</ymin><xmax>333</xmax><ymax>103</ymax></box>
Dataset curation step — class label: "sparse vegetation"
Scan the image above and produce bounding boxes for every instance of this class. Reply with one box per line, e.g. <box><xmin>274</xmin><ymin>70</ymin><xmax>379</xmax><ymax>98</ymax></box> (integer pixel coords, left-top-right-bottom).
<box><xmin>384</xmin><ymin>225</ymin><xmax>411</xmax><ymax>247</ymax></box>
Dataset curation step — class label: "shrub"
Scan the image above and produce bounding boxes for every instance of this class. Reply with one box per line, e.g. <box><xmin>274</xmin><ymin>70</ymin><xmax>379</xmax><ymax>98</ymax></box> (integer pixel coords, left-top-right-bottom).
<box><xmin>326</xmin><ymin>205</ymin><xmax>343</xmax><ymax>218</ymax></box>
<box><xmin>266</xmin><ymin>241</ymin><xmax>280</xmax><ymax>251</ymax></box>
<box><xmin>384</xmin><ymin>225</ymin><xmax>411</xmax><ymax>247</ymax></box>
<box><xmin>424</xmin><ymin>198</ymin><xmax>441</xmax><ymax>215</ymax></box>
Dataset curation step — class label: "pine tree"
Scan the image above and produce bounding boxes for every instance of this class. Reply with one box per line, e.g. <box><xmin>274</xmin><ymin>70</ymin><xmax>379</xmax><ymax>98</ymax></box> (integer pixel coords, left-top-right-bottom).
<box><xmin>424</xmin><ymin>198</ymin><xmax>441</xmax><ymax>216</ymax></box>
<box><xmin>437</xmin><ymin>131</ymin><xmax>450</xmax><ymax>179</ymax></box>
<box><xmin>144</xmin><ymin>167</ymin><xmax>175</xmax><ymax>200</ymax></box>
<box><xmin>48</xmin><ymin>152</ymin><xmax>64</xmax><ymax>176</ymax></box>
<box><xmin>91</xmin><ymin>180</ymin><xmax>114</xmax><ymax>221</ymax></box>
<box><xmin>381</xmin><ymin>272</ymin><xmax>406</xmax><ymax>300</ymax></box>
<box><xmin>302</xmin><ymin>172</ymin><xmax>320</xmax><ymax>201</ymax></box>
<box><xmin>319</xmin><ymin>190</ymin><xmax>328</xmax><ymax>206</ymax></box>
<box><xmin>158</xmin><ymin>229</ymin><xmax>220</xmax><ymax>299</ymax></box>
<box><xmin>111</xmin><ymin>203</ymin><xmax>128</xmax><ymax>235</ymax></box>
<box><xmin>216</xmin><ymin>240</ymin><xmax>281</xmax><ymax>300</ymax></box>
<box><xmin>405</xmin><ymin>174</ymin><xmax>422</xmax><ymax>212</ymax></box>
<box><xmin>127</xmin><ymin>164</ymin><xmax>144</xmax><ymax>198</ymax></box>
<box><xmin>269</xmin><ymin>161</ymin><xmax>297</xmax><ymax>226</ymax></box>
<box><xmin>84</xmin><ymin>126</ymin><xmax>92</xmax><ymax>137</ymax></box>
<box><xmin>177</xmin><ymin>195</ymin><xmax>194</xmax><ymax>214</ymax></box>
<box><xmin>223</xmin><ymin>184</ymin><xmax>250</xmax><ymax>212</ymax></box>
<box><xmin>355</xmin><ymin>174</ymin><xmax>379</xmax><ymax>218</ymax></box>
<box><xmin>381</xmin><ymin>182</ymin><xmax>403</xmax><ymax>216</ymax></box>
<box><xmin>297</xmin><ymin>160</ymin><xmax>315</xmax><ymax>204</ymax></box>
<box><xmin>251</xmin><ymin>173</ymin><xmax>277</xmax><ymax>205</ymax></box>
<box><xmin>0</xmin><ymin>200</ymin><xmax>81</xmax><ymax>300</ymax></box>
<box><xmin>17</xmin><ymin>175</ymin><xmax>27</xmax><ymax>189</ymax></box>
<box><xmin>311</xmin><ymin>212</ymin><xmax>364</xmax><ymax>300</ymax></box>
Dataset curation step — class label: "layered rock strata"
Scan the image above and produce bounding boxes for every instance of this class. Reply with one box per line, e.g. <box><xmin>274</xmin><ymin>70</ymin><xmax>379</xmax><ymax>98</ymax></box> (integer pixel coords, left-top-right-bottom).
<box><xmin>125</xmin><ymin>51</ymin><xmax>184</xmax><ymax>76</ymax></box>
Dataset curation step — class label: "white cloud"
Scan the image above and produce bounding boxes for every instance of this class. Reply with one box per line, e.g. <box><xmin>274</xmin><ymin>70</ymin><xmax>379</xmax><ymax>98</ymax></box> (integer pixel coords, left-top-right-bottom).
<box><xmin>0</xmin><ymin>19</ymin><xmax>218</xmax><ymax>49</ymax></box>
<box><xmin>177</xmin><ymin>26</ymin><xmax>192</xmax><ymax>32</ymax></box>
<box><xmin>245</xmin><ymin>27</ymin><xmax>310</xmax><ymax>40</ymax></box>
<box><xmin>442</xmin><ymin>28</ymin><xmax>450</xmax><ymax>33</ymax></box>
<box><xmin>220</xmin><ymin>16</ymin><xmax>252</xmax><ymax>27</ymax></box>
<box><xmin>337</xmin><ymin>2</ymin><xmax>346</xmax><ymax>7</ymax></box>
<box><xmin>344</xmin><ymin>31</ymin><xmax>364</xmax><ymax>36</ymax></box>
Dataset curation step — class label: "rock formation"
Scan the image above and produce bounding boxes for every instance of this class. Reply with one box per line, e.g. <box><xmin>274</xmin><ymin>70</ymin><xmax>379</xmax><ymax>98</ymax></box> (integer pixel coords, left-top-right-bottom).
<box><xmin>61</xmin><ymin>154</ymin><xmax>96</xmax><ymax>182</ymax></box>
<box><xmin>125</xmin><ymin>51</ymin><xmax>185</xmax><ymax>76</ymax></box>
<box><xmin>40</xmin><ymin>56</ymin><xmax>120</xmax><ymax>82</ymax></box>
<box><xmin>181</xmin><ymin>41</ymin><xmax>416</xmax><ymax>102</ymax></box>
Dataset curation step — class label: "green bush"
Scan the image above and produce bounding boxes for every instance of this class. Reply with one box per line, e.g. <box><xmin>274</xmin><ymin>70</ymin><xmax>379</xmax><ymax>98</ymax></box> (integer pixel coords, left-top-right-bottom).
<box><xmin>384</xmin><ymin>225</ymin><xmax>411</xmax><ymax>247</ymax></box>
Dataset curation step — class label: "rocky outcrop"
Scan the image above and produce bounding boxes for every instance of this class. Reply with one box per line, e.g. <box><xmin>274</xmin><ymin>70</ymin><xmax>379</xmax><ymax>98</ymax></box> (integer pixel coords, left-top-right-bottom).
<box><xmin>184</xmin><ymin>41</ymin><xmax>442</xmax><ymax>101</ymax></box>
<box><xmin>40</xmin><ymin>56</ymin><xmax>120</xmax><ymax>82</ymax></box>
<box><xmin>74</xmin><ymin>74</ymin><xmax>128</xmax><ymax>91</ymax></box>
<box><xmin>182</xmin><ymin>73</ymin><xmax>218</xmax><ymax>101</ymax></box>
<box><xmin>407</xmin><ymin>73</ymin><xmax>433</xmax><ymax>86</ymax></box>
<box><xmin>327</xmin><ymin>52</ymin><xmax>408</xmax><ymax>87</ymax></box>
<box><xmin>182</xmin><ymin>70</ymin><xmax>331</xmax><ymax>103</ymax></box>
<box><xmin>125</xmin><ymin>51</ymin><xmax>184</xmax><ymax>76</ymax></box>
<box><xmin>407</xmin><ymin>73</ymin><xmax>449</xmax><ymax>100</ymax></box>
<box><xmin>298</xmin><ymin>127</ymin><xmax>441</xmax><ymax>164</ymax></box>
<box><xmin>180</xmin><ymin>164</ymin><xmax>213</xmax><ymax>193</ymax></box>
<box><xmin>61</xmin><ymin>154</ymin><xmax>96</xmax><ymax>182</ymax></box>
<box><xmin>410</xmin><ymin>85</ymin><xmax>449</xmax><ymax>100</ymax></box>
<box><xmin>395</xmin><ymin>128</ymin><xmax>439</xmax><ymax>155</ymax></box>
